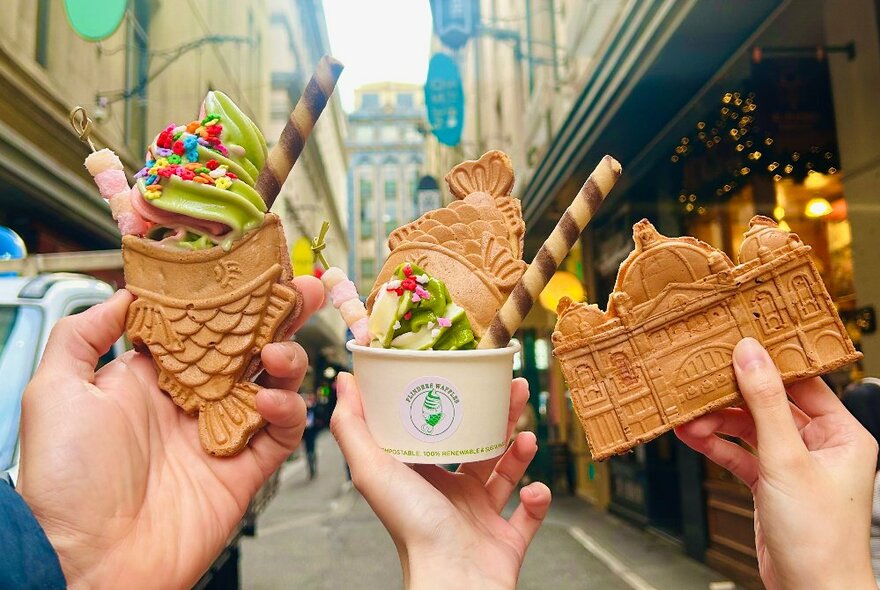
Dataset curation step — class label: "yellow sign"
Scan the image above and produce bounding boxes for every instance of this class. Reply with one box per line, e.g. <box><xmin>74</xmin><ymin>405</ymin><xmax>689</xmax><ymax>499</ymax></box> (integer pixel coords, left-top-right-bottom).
<box><xmin>539</xmin><ymin>271</ymin><xmax>585</xmax><ymax>312</ymax></box>
<box><xmin>291</xmin><ymin>237</ymin><xmax>315</xmax><ymax>277</ymax></box>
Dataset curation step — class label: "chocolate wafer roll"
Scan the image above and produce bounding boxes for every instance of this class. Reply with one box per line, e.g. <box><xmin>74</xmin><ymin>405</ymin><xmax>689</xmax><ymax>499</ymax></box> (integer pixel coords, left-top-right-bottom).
<box><xmin>477</xmin><ymin>155</ymin><xmax>622</xmax><ymax>350</ymax></box>
<box><xmin>255</xmin><ymin>55</ymin><xmax>344</xmax><ymax>207</ymax></box>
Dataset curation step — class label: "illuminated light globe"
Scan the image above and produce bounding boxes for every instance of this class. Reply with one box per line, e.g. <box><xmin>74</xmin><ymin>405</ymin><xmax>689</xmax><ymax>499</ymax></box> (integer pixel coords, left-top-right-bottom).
<box><xmin>805</xmin><ymin>198</ymin><xmax>833</xmax><ymax>218</ymax></box>
<box><xmin>0</xmin><ymin>227</ymin><xmax>26</xmax><ymax>277</ymax></box>
<box><xmin>539</xmin><ymin>271</ymin><xmax>585</xmax><ymax>313</ymax></box>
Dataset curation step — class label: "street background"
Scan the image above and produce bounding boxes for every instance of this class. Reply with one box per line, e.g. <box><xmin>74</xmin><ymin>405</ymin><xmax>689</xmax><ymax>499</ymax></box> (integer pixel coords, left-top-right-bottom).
<box><xmin>241</xmin><ymin>432</ymin><xmax>731</xmax><ymax>590</ymax></box>
<box><xmin>2</xmin><ymin>0</ymin><xmax>879</xmax><ymax>588</ymax></box>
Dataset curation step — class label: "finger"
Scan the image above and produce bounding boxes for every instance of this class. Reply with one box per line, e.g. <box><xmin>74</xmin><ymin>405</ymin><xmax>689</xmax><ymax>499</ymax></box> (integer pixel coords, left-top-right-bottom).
<box><xmin>508</xmin><ymin>482</ymin><xmax>551</xmax><ymax>547</ymax></box>
<box><xmin>688</xmin><ymin>404</ymin><xmax>811</xmax><ymax>450</ymax></box>
<box><xmin>330</xmin><ymin>373</ymin><xmax>439</xmax><ymax>533</ymax></box>
<box><xmin>37</xmin><ymin>289</ymin><xmax>133</xmax><ymax>382</ymax></box>
<box><xmin>257</xmin><ymin>341</ymin><xmax>308</xmax><ymax>390</ymax></box>
<box><xmin>683</xmin><ymin>409</ymin><xmax>758</xmax><ymax>448</ymax></box>
<box><xmin>732</xmin><ymin>338</ymin><xmax>806</xmax><ymax>465</ymax></box>
<box><xmin>458</xmin><ymin>379</ymin><xmax>530</xmax><ymax>483</ymax></box>
<box><xmin>787</xmin><ymin>376</ymin><xmax>846</xmax><ymax>419</ymax></box>
<box><xmin>249</xmin><ymin>387</ymin><xmax>308</xmax><ymax>473</ymax></box>
<box><xmin>675</xmin><ymin>425</ymin><xmax>758</xmax><ymax>488</ymax></box>
<box><xmin>485</xmin><ymin>432</ymin><xmax>538</xmax><ymax>512</ymax></box>
<box><xmin>286</xmin><ymin>275</ymin><xmax>325</xmax><ymax>335</ymax></box>
<box><xmin>330</xmin><ymin>373</ymin><xmax>422</xmax><ymax>492</ymax></box>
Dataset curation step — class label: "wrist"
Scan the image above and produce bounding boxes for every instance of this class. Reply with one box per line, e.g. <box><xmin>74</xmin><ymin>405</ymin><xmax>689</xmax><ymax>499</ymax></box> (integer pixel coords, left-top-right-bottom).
<box><xmin>402</xmin><ymin>548</ymin><xmax>517</xmax><ymax>590</ymax></box>
<box><xmin>783</xmin><ymin>556</ymin><xmax>875</xmax><ymax>590</ymax></box>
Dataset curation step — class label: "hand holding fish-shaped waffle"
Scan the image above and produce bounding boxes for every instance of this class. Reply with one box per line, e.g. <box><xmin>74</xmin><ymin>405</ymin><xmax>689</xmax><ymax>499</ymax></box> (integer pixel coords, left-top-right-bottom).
<box><xmin>74</xmin><ymin>57</ymin><xmax>343</xmax><ymax>456</ymax></box>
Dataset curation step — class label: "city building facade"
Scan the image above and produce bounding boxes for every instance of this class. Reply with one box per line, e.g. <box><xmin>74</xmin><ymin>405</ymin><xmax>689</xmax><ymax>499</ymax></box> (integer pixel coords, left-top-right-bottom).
<box><xmin>0</xmin><ymin>0</ymin><xmax>269</xmax><ymax>257</ymax></box>
<box><xmin>347</xmin><ymin>82</ymin><xmax>427</xmax><ymax>294</ymax></box>
<box><xmin>268</xmin><ymin>0</ymin><xmax>351</xmax><ymax>380</ymax></box>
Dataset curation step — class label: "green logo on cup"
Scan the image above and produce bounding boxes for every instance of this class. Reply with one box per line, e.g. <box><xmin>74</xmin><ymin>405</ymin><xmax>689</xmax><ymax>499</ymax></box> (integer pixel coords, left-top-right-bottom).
<box><xmin>422</xmin><ymin>389</ymin><xmax>444</xmax><ymax>432</ymax></box>
<box><xmin>401</xmin><ymin>377</ymin><xmax>462</xmax><ymax>442</ymax></box>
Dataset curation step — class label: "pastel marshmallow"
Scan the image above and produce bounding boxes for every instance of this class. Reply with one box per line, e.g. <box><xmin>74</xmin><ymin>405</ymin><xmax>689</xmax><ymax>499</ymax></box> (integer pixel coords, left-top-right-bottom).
<box><xmin>321</xmin><ymin>267</ymin><xmax>347</xmax><ymax>290</ymax></box>
<box><xmin>94</xmin><ymin>169</ymin><xmax>130</xmax><ymax>200</ymax></box>
<box><xmin>330</xmin><ymin>280</ymin><xmax>359</xmax><ymax>308</ymax></box>
<box><xmin>340</xmin><ymin>299</ymin><xmax>366</xmax><ymax>323</ymax></box>
<box><xmin>84</xmin><ymin>148</ymin><xmax>124</xmax><ymax>176</ymax></box>
<box><xmin>350</xmin><ymin>317</ymin><xmax>369</xmax><ymax>345</ymax></box>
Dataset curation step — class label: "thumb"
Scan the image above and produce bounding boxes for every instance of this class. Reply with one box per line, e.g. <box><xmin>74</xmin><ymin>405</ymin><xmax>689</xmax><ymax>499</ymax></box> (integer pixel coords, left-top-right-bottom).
<box><xmin>37</xmin><ymin>289</ymin><xmax>134</xmax><ymax>382</ymax></box>
<box><xmin>732</xmin><ymin>337</ymin><xmax>806</xmax><ymax>466</ymax></box>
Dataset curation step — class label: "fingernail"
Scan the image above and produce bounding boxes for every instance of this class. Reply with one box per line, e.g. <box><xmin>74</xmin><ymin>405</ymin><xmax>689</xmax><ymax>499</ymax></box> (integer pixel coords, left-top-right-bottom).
<box><xmin>285</xmin><ymin>342</ymin><xmax>300</xmax><ymax>364</ymax></box>
<box><xmin>336</xmin><ymin>372</ymin><xmax>352</xmax><ymax>396</ymax></box>
<box><xmin>733</xmin><ymin>337</ymin><xmax>769</xmax><ymax>371</ymax></box>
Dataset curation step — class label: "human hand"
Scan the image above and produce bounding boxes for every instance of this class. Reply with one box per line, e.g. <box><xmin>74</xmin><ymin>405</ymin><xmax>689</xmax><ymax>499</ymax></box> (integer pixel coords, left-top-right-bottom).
<box><xmin>17</xmin><ymin>277</ymin><xmax>324</xmax><ymax>590</ymax></box>
<box><xmin>675</xmin><ymin>337</ymin><xmax>877</xmax><ymax>590</ymax></box>
<box><xmin>331</xmin><ymin>374</ymin><xmax>551</xmax><ymax>590</ymax></box>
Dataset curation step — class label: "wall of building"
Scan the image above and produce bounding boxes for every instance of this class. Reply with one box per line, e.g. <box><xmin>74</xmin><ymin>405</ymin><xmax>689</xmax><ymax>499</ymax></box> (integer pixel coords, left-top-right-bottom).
<box><xmin>267</xmin><ymin>0</ymin><xmax>349</xmax><ymax>359</ymax></box>
<box><xmin>0</xmin><ymin>0</ymin><xmax>273</xmax><ymax>251</ymax></box>
<box><xmin>823</xmin><ymin>0</ymin><xmax>880</xmax><ymax>374</ymax></box>
<box><xmin>348</xmin><ymin>82</ymin><xmax>427</xmax><ymax>293</ymax></box>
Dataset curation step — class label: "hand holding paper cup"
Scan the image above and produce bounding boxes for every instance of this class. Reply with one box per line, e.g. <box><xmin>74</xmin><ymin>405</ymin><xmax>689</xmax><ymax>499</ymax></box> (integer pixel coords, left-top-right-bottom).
<box><xmin>320</xmin><ymin>152</ymin><xmax>620</xmax><ymax>464</ymax></box>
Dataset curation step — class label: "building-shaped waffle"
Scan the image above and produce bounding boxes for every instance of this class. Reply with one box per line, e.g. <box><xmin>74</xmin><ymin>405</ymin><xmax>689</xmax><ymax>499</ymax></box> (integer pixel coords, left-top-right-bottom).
<box><xmin>552</xmin><ymin>216</ymin><xmax>861</xmax><ymax>461</ymax></box>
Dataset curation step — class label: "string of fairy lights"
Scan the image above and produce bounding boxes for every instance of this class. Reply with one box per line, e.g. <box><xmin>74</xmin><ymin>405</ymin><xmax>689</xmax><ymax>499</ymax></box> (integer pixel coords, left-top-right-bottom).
<box><xmin>670</xmin><ymin>91</ymin><xmax>840</xmax><ymax>216</ymax></box>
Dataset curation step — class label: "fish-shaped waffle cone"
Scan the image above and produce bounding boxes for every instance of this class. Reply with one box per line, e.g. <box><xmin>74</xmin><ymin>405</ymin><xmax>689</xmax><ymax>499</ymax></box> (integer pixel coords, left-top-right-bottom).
<box><xmin>368</xmin><ymin>151</ymin><xmax>527</xmax><ymax>337</ymax></box>
<box><xmin>123</xmin><ymin>214</ymin><xmax>301</xmax><ymax>456</ymax></box>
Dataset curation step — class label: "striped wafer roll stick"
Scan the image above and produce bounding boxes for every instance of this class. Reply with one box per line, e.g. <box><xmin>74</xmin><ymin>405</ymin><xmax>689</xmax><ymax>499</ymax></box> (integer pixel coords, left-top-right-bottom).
<box><xmin>255</xmin><ymin>55</ymin><xmax>344</xmax><ymax>207</ymax></box>
<box><xmin>477</xmin><ymin>155</ymin><xmax>622</xmax><ymax>350</ymax></box>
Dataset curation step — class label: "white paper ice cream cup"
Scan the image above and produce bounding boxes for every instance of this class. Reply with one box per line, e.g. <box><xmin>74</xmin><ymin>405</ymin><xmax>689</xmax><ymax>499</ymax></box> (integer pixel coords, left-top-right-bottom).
<box><xmin>346</xmin><ymin>340</ymin><xmax>521</xmax><ymax>464</ymax></box>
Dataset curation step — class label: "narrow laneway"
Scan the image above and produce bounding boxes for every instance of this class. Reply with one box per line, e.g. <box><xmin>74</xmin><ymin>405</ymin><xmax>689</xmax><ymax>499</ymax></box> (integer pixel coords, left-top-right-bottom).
<box><xmin>241</xmin><ymin>432</ymin><xmax>735</xmax><ymax>589</ymax></box>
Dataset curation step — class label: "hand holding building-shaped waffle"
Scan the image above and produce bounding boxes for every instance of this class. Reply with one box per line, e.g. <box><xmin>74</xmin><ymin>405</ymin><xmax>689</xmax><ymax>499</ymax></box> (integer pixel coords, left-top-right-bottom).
<box><xmin>553</xmin><ymin>216</ymin><xmax>861</xmax><ymax>461</ymax></box>
<box><xmin>367</xmin><ymin>150</ymin><xmax>527</xmax><ymax>337</ymax></box>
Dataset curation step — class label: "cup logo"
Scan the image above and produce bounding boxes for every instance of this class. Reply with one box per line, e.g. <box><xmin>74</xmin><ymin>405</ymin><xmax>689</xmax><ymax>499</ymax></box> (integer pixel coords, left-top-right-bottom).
<box><xmin>401</xmin><ymin>377</ymin><xmax>463</xmax><ymax>442</ymax></box>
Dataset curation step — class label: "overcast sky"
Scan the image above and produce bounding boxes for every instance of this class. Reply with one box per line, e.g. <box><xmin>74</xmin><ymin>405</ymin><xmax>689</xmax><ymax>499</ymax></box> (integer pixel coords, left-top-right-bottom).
<box><xmin>323</xmin><ymin>0</ymin><xmax>433</xmax><ymax>112</ymax></box>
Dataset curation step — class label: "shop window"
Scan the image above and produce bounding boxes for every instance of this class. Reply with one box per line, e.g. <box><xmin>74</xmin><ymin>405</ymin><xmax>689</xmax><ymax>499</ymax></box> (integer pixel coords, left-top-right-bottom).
<box><xmin>360</xmin><ymin>258</ymin><xmax>375</xmax><ymax>282</ymax></box>
<box><xmin>361</xmin><ymin>93</ymin><xmax>379</xmax><ymax>109</ymax></box>
<box><xmin>382</xmin><ymin>165</ymin><xmax>398</xmax><ymax>235</ymax></box>
<box><xmin>359</xmin><ymin>175</ymin><xmax>374</xmax><ymax>240</ymax></box>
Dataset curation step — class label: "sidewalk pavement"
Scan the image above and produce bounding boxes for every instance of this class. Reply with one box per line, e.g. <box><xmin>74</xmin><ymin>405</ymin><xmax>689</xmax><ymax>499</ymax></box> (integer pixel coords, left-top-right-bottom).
<box><xmin>241</xmin><ymin>431</ymin><xmax>737</xmax><ymax>589</ymax></box>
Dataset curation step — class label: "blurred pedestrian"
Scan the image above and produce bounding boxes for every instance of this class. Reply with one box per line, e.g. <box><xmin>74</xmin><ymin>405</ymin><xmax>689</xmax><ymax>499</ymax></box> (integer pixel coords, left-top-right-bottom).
<box><xmin>842</xmin><ymin>377</ymin><xmax>880</xmax><ymax>585</ymax></box>
<box><xmin>302</xmin><ymin>391</ymin><xmax>320</xmax><ymax>479</ymax></box>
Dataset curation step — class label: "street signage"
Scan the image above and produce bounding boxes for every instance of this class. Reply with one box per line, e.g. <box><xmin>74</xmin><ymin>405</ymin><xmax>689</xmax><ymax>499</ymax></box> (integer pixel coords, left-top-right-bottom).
<box><xmin>415</xmin><ymin>175</ymin><xmax>441</xmax><ymax>216</ymax></box>
<box><xmin>64</xmin><ymin>0</ymin><xmax>127</xmax><ymax>41</ymax></box>
<box><xmin>430</xmin><ymin>0</ymin><xmax>479</xmax><ymax>50</ymax></box>
<box><xmin>425</xmin><ymin>54</ymin><xmax>464</xmax><ymax>147</ymax></box>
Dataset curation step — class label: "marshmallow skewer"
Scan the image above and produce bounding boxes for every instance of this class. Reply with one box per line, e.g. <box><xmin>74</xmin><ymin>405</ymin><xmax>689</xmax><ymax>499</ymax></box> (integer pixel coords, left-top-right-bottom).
<box><xmin>312</xmin><ymin>222</ymin><xmax>370</xmax><ymax>345</ymax></box>
<box><xmin>70</xmin><ymin>107</ymin><xmax>148</xmax><ymax>236</ymax></box>
<box><xmin>255</xmin><ymin>55</ymin><xmax>344</xmax><ymax>208</ymax></box>
<box><xmin>477</xmin><ymin>155</ymin><xmax>622</xmax><ymax>350</ymax></box>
